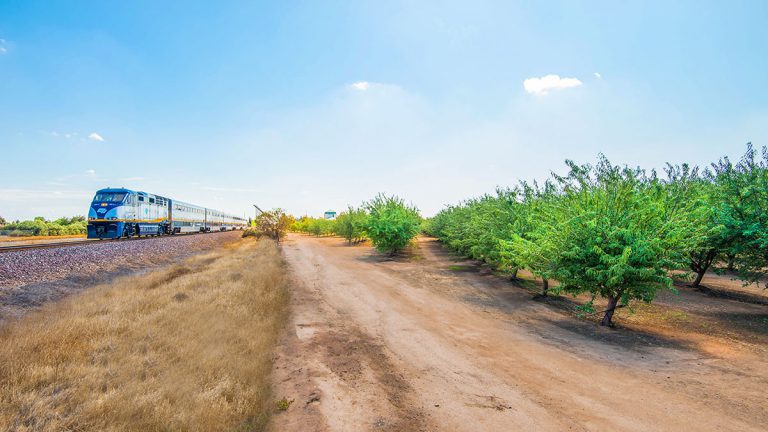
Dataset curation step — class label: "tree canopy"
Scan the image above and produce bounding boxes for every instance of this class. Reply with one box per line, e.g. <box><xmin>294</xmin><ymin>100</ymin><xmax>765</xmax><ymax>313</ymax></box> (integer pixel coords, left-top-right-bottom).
<box><xmin>429</xmin><ymin>147</ymin><xmax>766</xmax><ymax>327</ymax></box>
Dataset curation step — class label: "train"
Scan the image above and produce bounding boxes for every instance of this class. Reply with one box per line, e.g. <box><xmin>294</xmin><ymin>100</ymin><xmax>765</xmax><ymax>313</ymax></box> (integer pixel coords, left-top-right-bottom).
<box><xmin>87</xmin><ymin>187</ymin><xmax>248</xmax><ymax>239</ymax></box>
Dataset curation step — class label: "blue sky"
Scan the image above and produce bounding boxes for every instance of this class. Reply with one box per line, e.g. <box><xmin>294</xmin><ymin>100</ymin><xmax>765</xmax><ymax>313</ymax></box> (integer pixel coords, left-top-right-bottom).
<box><xmin>1</xmin><ymin>1</ymin><xmax>766</xmax><ymax>220</ymax></box>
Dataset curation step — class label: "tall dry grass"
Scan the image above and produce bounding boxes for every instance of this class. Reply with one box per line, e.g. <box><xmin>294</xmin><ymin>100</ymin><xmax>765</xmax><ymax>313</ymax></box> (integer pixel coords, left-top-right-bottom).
<box><xmin>0</xmin><ymin>239</ymin><xmax>288</xmax><ymax>431</ymax></box>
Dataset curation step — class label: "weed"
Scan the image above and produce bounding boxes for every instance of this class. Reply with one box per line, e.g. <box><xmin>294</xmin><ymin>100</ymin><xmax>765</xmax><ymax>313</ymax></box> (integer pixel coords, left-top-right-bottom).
<box><xmin>275</xmin><ymin>397</ymin><xmax>294</xmax><ymax>411</ymax></box>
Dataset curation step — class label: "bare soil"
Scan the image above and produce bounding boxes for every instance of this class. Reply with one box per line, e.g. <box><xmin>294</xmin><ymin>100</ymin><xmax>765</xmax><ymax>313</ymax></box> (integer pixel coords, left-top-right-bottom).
<box><xmin>270</xmin><ymin>234</ymin><xmax>767</xmax><ymax>432</ymax></box>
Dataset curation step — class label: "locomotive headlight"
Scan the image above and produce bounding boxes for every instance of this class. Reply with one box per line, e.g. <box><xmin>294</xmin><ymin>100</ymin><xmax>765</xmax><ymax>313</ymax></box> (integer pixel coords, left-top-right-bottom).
<box><xmin>110</xmin><ymin>217</ymin><xmax>118</xmax><ymax>220</ymax></box>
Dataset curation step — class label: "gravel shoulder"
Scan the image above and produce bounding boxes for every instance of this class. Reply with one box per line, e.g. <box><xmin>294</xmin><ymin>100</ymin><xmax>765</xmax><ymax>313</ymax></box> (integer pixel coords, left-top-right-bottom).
<box><xmin>0</xmin><ymin>231</ymin><xmax>241</xmax><ymax>323</ymax></box>
<box><xmin>271</xmin><ymin>234</ymin><xmax>767</xmax><ymax>432</ymax></box>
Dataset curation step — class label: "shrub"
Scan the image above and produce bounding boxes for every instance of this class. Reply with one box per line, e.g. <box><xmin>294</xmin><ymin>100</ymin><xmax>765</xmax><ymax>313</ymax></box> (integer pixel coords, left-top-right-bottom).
<box><xmin>333</xmin><ymin>206</ymin><xmax>369</xmax><ymax>244</ymax></box>
<box><xmin>364</xmin><ymin>194</ymin><xmax>421</xmax><ymax>255</ymax></box>
<box><xmin>252</xmin><ymin>209</ymin><xmax>293</xmax><ymax>243</ymax></box>
<box><xmin>1</xmin><ymin>216</ymin><xmax>86</xmax><ymax>236</ymax></box>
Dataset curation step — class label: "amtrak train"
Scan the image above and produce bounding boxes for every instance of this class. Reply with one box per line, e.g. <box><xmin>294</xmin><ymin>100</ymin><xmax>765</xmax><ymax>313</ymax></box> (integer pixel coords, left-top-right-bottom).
<box><xmin>87</xmin><ymin>188</ymin><xmax>248</xmax><ymax>239</ymax></box>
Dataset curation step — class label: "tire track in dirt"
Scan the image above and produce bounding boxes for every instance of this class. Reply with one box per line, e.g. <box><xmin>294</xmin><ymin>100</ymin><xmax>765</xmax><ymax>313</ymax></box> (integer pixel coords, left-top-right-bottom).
<box><xmin>269</xmin><ymin>237</ymin><xmax>430</xmax><ymax>432</ymax></box>
<box><xmin>270</xmin><ymin>234</ymin><xmax>767</xmax><ymax>431</ymax></box>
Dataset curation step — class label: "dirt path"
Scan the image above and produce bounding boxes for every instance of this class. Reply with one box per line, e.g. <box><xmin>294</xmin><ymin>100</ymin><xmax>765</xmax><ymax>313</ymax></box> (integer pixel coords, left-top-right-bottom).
<box><xmin>270</xmin><ymin>234</ymin><xmax>767</xmax><ymax>432</ymax></box>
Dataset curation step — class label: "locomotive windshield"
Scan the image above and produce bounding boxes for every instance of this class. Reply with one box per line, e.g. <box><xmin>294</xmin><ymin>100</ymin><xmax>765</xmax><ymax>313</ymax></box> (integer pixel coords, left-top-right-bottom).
<box><xmin>93</xmin><ymin>192</ymin><xmax>127</xmax><ymax>203</ymax></box>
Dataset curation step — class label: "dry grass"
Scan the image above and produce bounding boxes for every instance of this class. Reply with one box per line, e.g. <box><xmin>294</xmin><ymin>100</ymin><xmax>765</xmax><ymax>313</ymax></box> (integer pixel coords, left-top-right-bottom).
<box><xmin>0</xmin><ymin>238</ymin><xmax>288</xmax><ymax>431</ymax></box>
<box><xmin>0</xmin><ymin>234</ymin><xmax>85</xmax><ymax>243</ymax></box>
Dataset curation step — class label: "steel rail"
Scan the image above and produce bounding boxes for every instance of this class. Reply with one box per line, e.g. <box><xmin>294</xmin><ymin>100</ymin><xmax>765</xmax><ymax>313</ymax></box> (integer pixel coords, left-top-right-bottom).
<box><xmin>0</xmin><ymin>230</ymin><xmax>236</xmax><ymax>253</ymax></box>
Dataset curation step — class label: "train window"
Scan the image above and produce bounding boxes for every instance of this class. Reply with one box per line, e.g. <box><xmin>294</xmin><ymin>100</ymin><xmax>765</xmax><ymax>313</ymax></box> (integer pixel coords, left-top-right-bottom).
<box><xmin>149</xmin><ymin>198</ymin><xmax>155</xmax><ymax>204</ymax></box>
<box><xmin>138</xmin><ymin>196</ymin><xmax>145</xmax><ymax>202</ymax></box>
<box><xmin>94</xmin><ymin>193</ymin><xmax>126</xmax><ymax>202</ymax></box>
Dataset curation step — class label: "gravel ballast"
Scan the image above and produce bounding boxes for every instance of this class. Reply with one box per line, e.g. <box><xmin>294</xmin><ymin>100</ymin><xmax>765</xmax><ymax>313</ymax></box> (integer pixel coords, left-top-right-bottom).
<box><xmin>0</xmin><ymin>231</ymin><xmax>242</xmax><ymax>321</ymax></box>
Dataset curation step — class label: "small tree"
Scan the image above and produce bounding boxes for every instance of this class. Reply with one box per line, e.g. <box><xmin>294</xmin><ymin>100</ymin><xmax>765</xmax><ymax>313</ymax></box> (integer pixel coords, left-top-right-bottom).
<box><xmin>463</xmin><ymin>189</ymin><xmax>522</xmax><ymax>272</ymax></box>
<box><xmin>334</xmin><ymin>206</ymin><xmax>369</xmax><ymax>244</ymax></box>
<box><xmin>707</xmin><ymin>144</ymin><xmax>768</xmax><ymax>285</ymax></box>
<box><xmin>546</xmin><ymin>157</ymin><xmax>689</xmax><ymax>327</ymax></box>
<box><xmin>365</xmin><ymin>194</ymin><xmax>421</xmax><ymax>255</ymax></box>
<box><xmin>502</xmin><ymin>180</ymin><xmax>561</xmax><ymax>296</ymax></box>
<box><xmin>0</xmin><ymin>215</ymin><xmax>6</xmax><ymax>228</ymax></box>
<box><xmin>662</xmin><ymin>163</ymin><xmax>724</xmax><ymax>288</ymax></box>
<box><xmin>250</xmin><ymin>209</ymin><xmax>293</xmax><ymax>243</ymax></box>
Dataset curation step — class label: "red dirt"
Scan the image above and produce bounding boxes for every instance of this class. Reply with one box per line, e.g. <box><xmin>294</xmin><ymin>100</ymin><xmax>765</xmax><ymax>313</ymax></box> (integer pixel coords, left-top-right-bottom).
<box><xmin>270</xmin><ymin>234</ymin><xmax>767</xmax><ymax>431</ymax></box>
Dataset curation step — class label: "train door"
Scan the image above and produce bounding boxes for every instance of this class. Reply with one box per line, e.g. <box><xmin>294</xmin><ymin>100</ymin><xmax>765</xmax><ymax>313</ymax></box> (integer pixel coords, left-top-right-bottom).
<box><xmin>138</xmin><ymin>194</ymin><xmax>148</xmax><ymax>220</ymax></box>
<box><xmin>167</xmin><ymin>199</ymin><xmax>173</xmax><ymax>233</ymax></box>
<box><xmin>148</xmin><ymin>196</ymin><xmax>158</xmax><ymax>221</ymax></box>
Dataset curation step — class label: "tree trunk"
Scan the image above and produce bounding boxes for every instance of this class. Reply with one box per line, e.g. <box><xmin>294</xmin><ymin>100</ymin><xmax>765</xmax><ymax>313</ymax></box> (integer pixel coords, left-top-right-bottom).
<box><xmin>510</xmin><ymin>268</ymin><xmax>519</xmax><ymax>281</ymax></box>
<box><xmin>691</xmin><ymin>268</ymin><xmax>706</xmax><ymax>288</ymax></box>
<box><xmin>727</xmin><ymin>254</ymin><xmax>735</xmax><ymax>272</ymax></box>
<box><xmin>689</xmin><ymin>249</ymin><xmax>717</xmax><ymax>288</ymax></box>
<box><xmin>601</xmin><ymin>296</ymin><xmax>619</xmax><ymax>327</ymax></box>
<box><xmin>541</xmin><ymin>278</ymin><xmax>549</xmax><ymax>296</ymax></box>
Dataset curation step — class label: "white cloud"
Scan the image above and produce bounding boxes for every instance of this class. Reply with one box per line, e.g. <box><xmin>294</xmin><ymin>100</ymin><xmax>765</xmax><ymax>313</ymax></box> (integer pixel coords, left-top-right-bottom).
<box><xmin>594</xmin><ymin>72</ymin><xmax>602</xmax><ymax>79</ymax></box>
<box><xmin>350</xmin><ymin>81</ymin><xmax>371</xmax><ymax>91</ymax></box>
<box><xmin>85</xmin><ymin>169</ymin><xmax>96</xmax><ymax>176</ymax></box>
<box><xmin>0</xmin><ymin>39</ymin><xmax>6</xmax><ymax>54</ymax></box>
<box><xmin>47</xmin><ymin>131</ymin><xmax>80</xmax><ymax>139</ymax></box>
<box><xmin>523</xmin><ymin>74</ymin><xmax>583</xmax><ymax>95</ymax></box>
<box><xmin>88</xmin><ymin>132</ymin><xmax>105</xmax><ymax>142</ymax></box>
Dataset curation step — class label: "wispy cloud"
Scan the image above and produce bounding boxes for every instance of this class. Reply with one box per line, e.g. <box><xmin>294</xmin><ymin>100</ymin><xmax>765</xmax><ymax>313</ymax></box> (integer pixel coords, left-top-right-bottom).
<box><xmin>350</xmin><ymin>81</ymin><xmax>371</xmax><ymax>91</ymax></box>
<box><xmin>0</xmin><ymin>39</ymin><xmax>7</xmax><ymax>54</ymax></box>
<box><xmin>88</xmin><ymin>132</ymin><xmax>105</xmax><ymax>142</ymax></box>
<box><xmin>593</xmin><ymin>72</ymin><xmax>602</xmax><ymax>79</ymax></box>
<box><xmin>523</xmin><ymin>74</ymin><xmax>583</xmax><ymax>95</ymax></box>
<box><xmin>346</xmin><ymin>81</ymin><xmax>405</xmax><ymax>96</ymax></box>
<box><xmin>85</xmin><ymin>169</ymin><xmax>96</xmax><ymax>177</ymax></box>
<box><xmin>46</xmin><ymin>131</ymin><xmax>79</xmax><ymax>139</ymax></box>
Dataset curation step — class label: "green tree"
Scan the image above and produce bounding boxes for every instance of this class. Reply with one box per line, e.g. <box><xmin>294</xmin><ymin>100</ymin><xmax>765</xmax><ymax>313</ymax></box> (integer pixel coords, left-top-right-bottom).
<box><xmin>250</xmin><ymin>209</ymin><xmax>293</xmax><ymax>243</ymax></box>
<box><xmin>707</xmin><ymin>144</ymin><xmax>768</xmax><ymax>285</ymax></box>
<box><xmin>365</xmin><ymin>194</ymin><xmax>421</xmax><ymax>255</ymax></box>
<box><xmin>502</xmin><ymin>180</ymin><xmax>561</xmax><ymax>295</ymax></box>
<box><xmin>661</xmin><ymin>164</ymin><xmax>725</xmax><ymax>288</ymax></box>
<box><xmin>334</xmin><ymin>206</ymin><xmax>369</xmax><ymax>244</ymax></box>
<box><xmin>429</xmin><ymin>189</ymin><xmax>524</xmax><ymax>277</ymax></box>
<box><xmin>465</xmin><ymin>189</ymin><xmax>522</xmax><ymax>272</ymax></box>
<box><xmin>546</xmin><ymin>157</ymin><xmax>690</xmax><ymax>326</ymax></box>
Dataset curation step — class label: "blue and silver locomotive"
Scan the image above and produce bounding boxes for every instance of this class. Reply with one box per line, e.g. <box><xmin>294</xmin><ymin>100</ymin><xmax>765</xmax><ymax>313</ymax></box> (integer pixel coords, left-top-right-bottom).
<box><xmin>87</xmin><ymin>188</ymin><xmax>248</xmax><ymax>239</ymax></box>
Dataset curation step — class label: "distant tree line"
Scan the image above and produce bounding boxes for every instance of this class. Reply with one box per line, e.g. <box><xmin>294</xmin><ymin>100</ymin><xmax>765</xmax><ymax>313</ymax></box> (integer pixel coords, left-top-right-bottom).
<box><xmin>0</xmin><ymin>216</ymin><xmax>87</xmax><ymax>236</ymax></box>
<box><xmin>425</xmin><ymin>144</ymin><xmax>768</xmax><ymax>327</ymax></box>
<box><xmin>291</xmin><ymin>194</ymin><xmax>421</xmax><ymax>255</ymax></box>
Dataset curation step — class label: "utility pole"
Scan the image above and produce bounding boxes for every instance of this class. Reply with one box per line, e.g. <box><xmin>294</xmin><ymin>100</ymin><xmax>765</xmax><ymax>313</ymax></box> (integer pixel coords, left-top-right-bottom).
<box><xmin>253</xmin><ymin>204</ymin><xmax>263</xmax><ymax>224</ymax></box>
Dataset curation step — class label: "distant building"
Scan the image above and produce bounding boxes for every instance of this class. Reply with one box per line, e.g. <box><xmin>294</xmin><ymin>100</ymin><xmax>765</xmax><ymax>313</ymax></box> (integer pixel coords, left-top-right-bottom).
<box><xmin>324</xmin><ymin>210</ymin><xmax>337</xmax><ymax>220</ymax></box>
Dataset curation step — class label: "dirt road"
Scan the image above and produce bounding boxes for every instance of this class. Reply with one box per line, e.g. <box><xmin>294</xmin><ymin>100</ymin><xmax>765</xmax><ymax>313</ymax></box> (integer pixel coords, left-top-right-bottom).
<box><xmin>270</xmin><ymin>234</ymin><xmax>767</xmax><ymax>431</ymax></box>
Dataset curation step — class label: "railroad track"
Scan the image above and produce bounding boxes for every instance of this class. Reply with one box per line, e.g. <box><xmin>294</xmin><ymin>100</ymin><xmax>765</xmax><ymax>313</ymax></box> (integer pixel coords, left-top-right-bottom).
<box><xmin>0</xmin><ymin>239</ymin><xmax>100</xmax><ymax>253</ymax></box>
<box><xmin>0</xmin><ymin>231</ymin><xmax>236</xmax><ymax>253</ymax></box>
